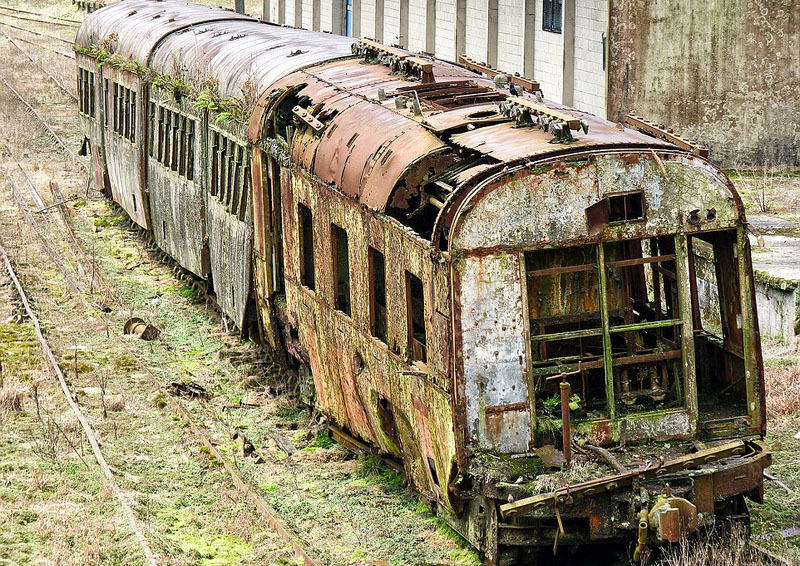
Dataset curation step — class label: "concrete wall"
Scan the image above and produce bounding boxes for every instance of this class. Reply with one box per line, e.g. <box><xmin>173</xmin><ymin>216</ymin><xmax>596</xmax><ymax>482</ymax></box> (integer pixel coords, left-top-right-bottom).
<box><xmin>608</xmin><ymin>0</ymin><xmax>800</xmax><ymax>168</ymax></box>
<box><xmin>754</xmin><ymin>272</ymin><xmax>799</xmax><ymax>342</ymax></box>
<box><xmin>262</xmin><ymin>0</ymin><xmax>610</xmax><ymax>118</ymax></box>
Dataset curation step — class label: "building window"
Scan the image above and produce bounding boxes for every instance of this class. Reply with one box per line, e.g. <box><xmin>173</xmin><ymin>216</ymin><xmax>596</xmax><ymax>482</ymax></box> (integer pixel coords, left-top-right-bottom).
<box><xmin>542</xmin><ymin>0</ymin><xmax>562</xmax><ymax>33</ymax></box>
<box><xmin>298</xmin><ymin>203</ymin><xmax>315</xmax><ymax>290</ymax></box>
<box><xmin>331</xmin><ymin>224</ymin><xmax>351</xmax><ymax>315</ymax></box>
<box><xmin>406</xmin><ymin>271</ymin><xmax>426</xmax><ymax>362</ymax></box>
<box><xmin>150</xmin><ymin>102</ymin><xmax>195</xmax><ymax>182</ymax></box>
<box><xmin>209</xmin><ymin>130</ymin><xmax>250</xmax><ymax>221</ymax></box>
<box><xmin>369</xmin><ymin>247</ymin><xmax>387</xmax><ymax>342</ymax></box>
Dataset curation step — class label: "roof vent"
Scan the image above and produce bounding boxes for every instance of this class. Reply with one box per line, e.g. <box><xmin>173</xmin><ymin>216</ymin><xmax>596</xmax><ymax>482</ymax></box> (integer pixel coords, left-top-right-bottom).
<box><xmin>352</xmin><ymin>39</ymin><xmax>434</xmax><ymax>84</ymax></box>
<box><xmin>499</xmin><ymin>96</ymin><xmax>588</xmax><ymax>143</ymax></box>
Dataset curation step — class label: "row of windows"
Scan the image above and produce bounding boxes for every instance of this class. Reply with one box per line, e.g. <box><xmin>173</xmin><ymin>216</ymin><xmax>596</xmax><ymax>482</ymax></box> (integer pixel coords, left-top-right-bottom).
<box><xmin>104</xmin><ymin>79</ymin><xmax>136</xmax><ymax>142</ymax></box>
<box><xmin>298</xmin><ymin>202</ymin><xmax>427</xmax><ymax>363</ymax></box>
<box><xmin>210</xmin><ymin>130</ymin><xmax>250</xmax><ymax>222</ymax></box>
<box><xmin>148</xmin><ymin>102</ymin><xmax>196</xmax><ymax>181</ymax></box>
<box><xmin>77</xmin><ymin>68</ymin><xmax>96</xmax><ymax>118</ymax></box>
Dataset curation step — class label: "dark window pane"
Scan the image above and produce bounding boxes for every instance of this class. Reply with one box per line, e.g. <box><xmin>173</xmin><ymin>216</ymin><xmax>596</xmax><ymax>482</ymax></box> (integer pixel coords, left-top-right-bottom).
<box><xmin>332</xmin><ymin>224</ymin><xmax>350</xmax><ymax>315</ymax></box>
<box><xmin>298</xmin><ymin>203</ymin><xmax>315</xmax><ymax>290</ymax></box>
<box><xmin>369</xmin><ymin>247</ymin><xmax>387</xmax><ymax>342</ymax></box>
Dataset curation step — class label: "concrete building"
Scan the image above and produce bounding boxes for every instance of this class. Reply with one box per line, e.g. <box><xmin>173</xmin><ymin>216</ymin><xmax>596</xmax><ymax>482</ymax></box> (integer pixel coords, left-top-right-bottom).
<box><xmin>259</xmin><ymin>0</ymin><xmax>799</xmax><ymax>168</ymax></box>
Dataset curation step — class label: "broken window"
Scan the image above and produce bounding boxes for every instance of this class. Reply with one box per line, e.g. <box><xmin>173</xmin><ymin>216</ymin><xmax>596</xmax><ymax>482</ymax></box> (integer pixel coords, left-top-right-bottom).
<box><xmin>150</xmin><ymin>103</ymin><xmax>195</xmax><ymax>181</ymax></box>
<box><xmin>77</xmin><ymin>68</ymin><xmax>96</xmax><ymax>118</ymax></box>
<box><xmin>542</xmin><ymin>0</ymin><xmax>562</xmax><ymax>33</ymax></box>
<box><xmin>369</xmin><ymin>247</ymin><xmax>387</xmax><ymax>342</ymax></box>
<box><xmin>406</xmin><ymin>271</ymin><xmax>426</xmax><ymax>362</ymax></box>
<box><xmin>605</xmin><ymin>237</ymin><xmax>683</xmax><ymax>414</ymax></box>
<box><xmin>688</xmin><ymin>231</ymin><xmax>747</xmax><ymax>422</ymax></box>
<box><xmin>298</xmin><ymin>203</ymin><xmax>315</xmax><ymax>290</ymax></box>
<box><xmin>526</xmin><ymin>245</ymin><xmax>607</xmax><ymax>419</ymax></box>
<box><xmin>586</xmin><ymin>191</ymin><xmax>646</xmax><ymax>234</ymax></box>
<box><xmin>109</xmin><ymin>81</ymin><xmax>136</xmax><ymax>143</ymax></box>
<box><xmin>331</xmin><ymin>223</ymin><xmax>351</xmax><ymax>315</ymax></box>
<box><xmin>209</xmin><ymin>130</ymin><xmax>249</xmax><ymax>220</ymax></box>
<box><xmin>527</xmin><ymin>236</ymin><xmax>684</xmax><ymax>423</ymax></box>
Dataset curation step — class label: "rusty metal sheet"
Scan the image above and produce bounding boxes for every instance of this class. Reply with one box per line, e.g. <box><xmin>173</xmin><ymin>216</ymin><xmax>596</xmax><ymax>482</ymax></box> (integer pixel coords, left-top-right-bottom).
<box><xmin>449</xmin><ymin>116</ymin><xmax>673</xmax><ymax>162</ymax></box>
<box><xmin>422</xmin><ymin>103</ymin><xmax>509</xmax><ymax>133</ymax></box>
<box><xmin>359</xmin><ymin>128</ymin><xmax>448</xmax><ymax>210</ymax></box>
<box><xmin>313</xmin><ymin>101</ymin><xmax>410</xmax><ymax>196</ymax></box>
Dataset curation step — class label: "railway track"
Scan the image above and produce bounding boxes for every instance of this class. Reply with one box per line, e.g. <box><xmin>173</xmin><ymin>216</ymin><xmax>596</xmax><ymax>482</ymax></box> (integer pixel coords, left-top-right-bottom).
<box><xmin>0</xmin><ymin>20</ymin><xmax>74</xmax><ymax>47</ymax></box>
<box><xmin>0</xmin><ymin>41</ymin><xmax>325</xmax><ymax>563</ymax></box>
<box><xmin>0</xmin><ymin>6</ymin><xmax>80</xmax><ymax>29</ymax></box>
<box><xmin>0</xmin><ymin>4</ymin><xmax>82</xmax><ymax>25</ymax></box>
<box><xmin>0</xmin><ymin>28</ymin><xmax>77</xmax><ymax>101</ymax></box>
<box><xmin>1</xmin><ymin>11</ymin><xmax>794</xmax><ymax>566</ymax></box>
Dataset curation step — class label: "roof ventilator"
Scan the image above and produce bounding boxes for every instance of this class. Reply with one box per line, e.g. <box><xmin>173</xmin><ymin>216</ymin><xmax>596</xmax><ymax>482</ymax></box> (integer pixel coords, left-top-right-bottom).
<box><xmin>352</xmin><ymin>39</ymin><xmax>435</xmax><ymax>84</ymax></box>
<box><xmin>458</xmin><ymin>55</ymin><xmax>542</xmax><ymax>97</ymax></box>
<box><xmin>625</xmin><ymin>115</ymin><xmax>709</xmax><ymax>158</ymax></box>
<box><xmin>499</xmin><ymin>96</ymin><xmax>589</xmax><ymax>143</ymax></box>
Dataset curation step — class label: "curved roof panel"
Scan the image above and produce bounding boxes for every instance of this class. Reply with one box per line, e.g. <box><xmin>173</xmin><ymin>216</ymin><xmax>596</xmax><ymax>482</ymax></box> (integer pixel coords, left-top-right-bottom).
<box><xmin>76</xmin><ymin>0</ymin><xmax>253</xmax><ymax>64</ymax></box>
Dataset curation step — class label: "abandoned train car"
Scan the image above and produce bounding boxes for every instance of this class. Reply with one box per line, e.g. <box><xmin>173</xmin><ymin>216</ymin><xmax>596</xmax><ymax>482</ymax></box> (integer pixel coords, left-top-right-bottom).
<box><xmin>75</xmin><ymin>2</ymin><xmax>771</xmax><ymax>562</ymax></box>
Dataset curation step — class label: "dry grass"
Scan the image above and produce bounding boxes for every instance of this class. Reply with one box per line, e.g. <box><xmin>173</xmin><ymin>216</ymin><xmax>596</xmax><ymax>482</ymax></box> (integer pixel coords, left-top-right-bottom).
<box><xmin>0</xmin><ymin>376</ymin><xmax>25</xmax><ymax>418</ymax></box>
<box><xmin>660</xmin><ymin>526</ymin><xmax>778</xmax><ymax>566</ymax></box>
<box><xmin>764</xmin><ymin>364</ymin><xmax>800</xmax><ymax>419</ymax></box>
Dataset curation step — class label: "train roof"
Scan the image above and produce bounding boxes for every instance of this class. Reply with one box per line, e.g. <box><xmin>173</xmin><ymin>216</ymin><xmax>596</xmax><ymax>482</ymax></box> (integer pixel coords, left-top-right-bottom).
<box><xmin>77</xmin><ymin>0</ymin><xmax>696</xmax><ymax>239</ymax></box>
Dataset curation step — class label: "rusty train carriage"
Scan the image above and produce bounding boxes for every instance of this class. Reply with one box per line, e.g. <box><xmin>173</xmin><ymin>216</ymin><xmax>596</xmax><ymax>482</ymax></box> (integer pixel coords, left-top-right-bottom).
<box><xmin>76</xmin><ymin>2</ymin><xmax>770</xmax><ymax>562</ymax></box>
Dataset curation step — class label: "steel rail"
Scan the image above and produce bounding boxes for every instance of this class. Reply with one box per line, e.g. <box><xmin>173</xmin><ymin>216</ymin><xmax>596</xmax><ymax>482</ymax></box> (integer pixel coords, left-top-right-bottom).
<box><xmin>0</xmin><ymin>75</ymin><xmax>88</xmax><ymax>172</ymax></box>
<box><xmin>1</xmin><ymin>141</ymin><xmax>324</xmax><ymax>566</ymax></box>
<box><xmin>0</xmin><ymin>4</ymin><xmax>82</xmax><ymax>25</ymax></box>
<box><xmin>0</xmin><ymin>30</ymin><xmax>73</xmax><ymax>59</ymax></box>
<box><xmin>0</xmin><ymin>28</ymin><xmax>77</xmax><ymax>101</ymax></box>
<box><xmin>0</xmin><ymin>240</ymin><xmax>159</xmax><ymax>566</ymax></box>
<box><xmin>0</xmin><ymin>20</ymin><xmax>74</xmax><ymax>46</ymax></box>
<box><xmin>0</xmin><ymin>8</ymin><xmax>80</xmax><ymax>29</ymax></box>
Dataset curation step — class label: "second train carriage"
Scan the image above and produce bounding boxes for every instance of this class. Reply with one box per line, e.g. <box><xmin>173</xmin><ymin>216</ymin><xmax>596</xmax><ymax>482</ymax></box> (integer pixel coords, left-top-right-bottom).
<box><xmin>76</xmin><ymin>2</ymin><xmax>771</xmax><ymax>562</ymax></box>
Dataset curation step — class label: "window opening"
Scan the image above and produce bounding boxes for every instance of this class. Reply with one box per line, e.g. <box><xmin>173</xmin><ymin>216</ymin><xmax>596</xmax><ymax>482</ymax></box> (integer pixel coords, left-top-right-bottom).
<box><xmin>604</xmin><ymin>237</ymin><xmax>683</xmax><ymax>414</ymax></box>
<box><xmin>688</xmin><ymin>231</ymin><xmax>747</xmax><ymax>422</ymax></box>
<box><xmin>369</xmin><ymin>247</ymin><xmax>387</xmax><ymax>342</ymax></box>
<box><xmin>331</xmin><ymin>224</ymin><xmax>351</xmax><ymax>315</ymax></box>
<box><xmin>298</xmin><ymin>203</ymin><xmax>315</xmax><ymax>290</ymax></box>
<box><xmin>542</xmin><ymin>0</ymin><xmax>562</xmax><ymax>33</ymax></box>
<box><xmin>526</xmin><ymin>236</ymin><xmax>684</xmax><ymax>424</ymax></box>
<box><xmin>406</xmin><ymin>272</ymin><xmax>426</xmax><ymax>362</ymax></box>
<box><xmin>526</xmin><ymin>245</ymin><xmax>606</xmax><ymax>419</ymax></box>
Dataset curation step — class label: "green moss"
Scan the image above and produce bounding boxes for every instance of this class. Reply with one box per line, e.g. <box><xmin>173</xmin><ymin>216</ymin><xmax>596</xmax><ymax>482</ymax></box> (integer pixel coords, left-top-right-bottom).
<box><xmin>0</xmin><ymin>323</ymin><xmax>40</xmax><ymax>378</ymax></box>
<box><xmin>355</xmin><ymin>455</ymin><xmax>404</xmax><ymax>488</ymax></box>
<box><xmin>304</xmin><ymin>432</ymin><xmax>334</xmax><ymax>450</ymax></box>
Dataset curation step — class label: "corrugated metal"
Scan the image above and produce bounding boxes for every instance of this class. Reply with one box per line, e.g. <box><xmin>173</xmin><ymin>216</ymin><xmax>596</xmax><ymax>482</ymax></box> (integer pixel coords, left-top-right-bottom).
<box><xmin>149</xmin><ymin>20</ymin><xmax>354</xmax><ymax>99</ymax></box>
<box><xmin>76</xmin><ymin>0</ymin><xmax>253</xmax><ymax>64</ymax></box>
<box><xmin>449</xmin><ymin>117</ymin><xmax>671</xmax><ymax>163</ymax></box>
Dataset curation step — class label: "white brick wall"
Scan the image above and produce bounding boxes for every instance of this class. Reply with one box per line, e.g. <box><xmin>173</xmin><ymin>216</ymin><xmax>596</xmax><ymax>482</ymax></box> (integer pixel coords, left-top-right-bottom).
<box><xmin>435</xmin><ymin>0</ymin><xmax>456</xmax><ymax>60</ymax></box>
<box><xmin>533</xmin><ymin>0</ymin><xmax>563</xmax><ymax>102</ymax></box>
<box><xmin>384</xmin><ymin>0</ymin><xmax>401</xmax><ymax>44</ymax></box>
<box><xmin>497</xmin><ymin>0</ymin><xmax>524</xmax><ymax>75</ymax></box>
<box><xmin>408</xmin><ymin>0</ymin><xmax>427</xmax><ymax>51</ymax></box>
<box><xmin>573</xmin><ymin>0</ymin><xmax>606</xmax><ymax>117</ymax></box>
<box><xmin>465</xmin><ymin>0</ymin><xmax>488</xmax><ymax>62</ymax></box>
<box><xmin>284</xmin><ymin>0</ymin><xmax>295</xmax><ymax>25</ymax></box>
<box><xmin>302</xmin><ymin>0</ymin><xmax>313</xmax><ymax>28</ymax></box>
<box><xmin>321</xmin><ymin>0</ymin><xmax>332</xmax><ymax>31</ymax></box>
<box><xmin>361</xmin><ymin>0</ymin><xmax>376</xmax><ymax>37</ymax></box>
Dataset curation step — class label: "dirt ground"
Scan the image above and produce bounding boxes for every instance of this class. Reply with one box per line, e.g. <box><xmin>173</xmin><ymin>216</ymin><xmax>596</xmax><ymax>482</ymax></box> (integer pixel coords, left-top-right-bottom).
<box><xmin>0</xmin><ymin>2</ymin><xmax>798</xmax><ymax>566</ymax></box>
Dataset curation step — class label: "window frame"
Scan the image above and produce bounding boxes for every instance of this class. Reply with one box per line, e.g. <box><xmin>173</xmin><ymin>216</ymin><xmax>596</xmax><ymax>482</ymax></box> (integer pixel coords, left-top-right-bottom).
<box><xmin>331</xmin><ymin>223</ymin><xmax>351</xmax><ymax>316</ymax></box>
<box><xmin>542</xmin><ymin>0</ymin><xmax>563</xmax><ymax>33</ymax></box>
<box><xmin>298</xmin><ymin>202</ymin><xmax>315</xmax><ymax>291</ymax></box>
<box><xmin>368</xmin><ymin>246</ymin><xmax>388</xmax><ymax>343</ymax></box>
<box><xmin>405</xmin><ymin>271</ymin><xmax>426</xmax><ymax>363</ymax></box>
